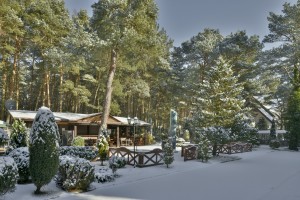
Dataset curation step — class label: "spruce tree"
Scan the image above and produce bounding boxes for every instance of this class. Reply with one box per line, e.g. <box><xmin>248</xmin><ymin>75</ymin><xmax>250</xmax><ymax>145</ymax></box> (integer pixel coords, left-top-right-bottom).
<box><xmin>29</xmin><ymin>107</ymin><xmax>60</xmax><ymax>194</ymax></box>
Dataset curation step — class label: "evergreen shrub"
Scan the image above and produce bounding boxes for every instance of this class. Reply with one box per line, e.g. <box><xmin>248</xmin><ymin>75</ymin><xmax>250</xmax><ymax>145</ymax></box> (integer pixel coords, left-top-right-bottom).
<box><xmin>72</xmin><ymin>136</ymin><xmax>85</xmax><ymax>146</ymax></box>
<box><xmin>109</xmin><ymin>155</ymin><xmax>126</xmax><ymax>174</ymax></box>
<box><xmin>97</xmin><ymin>135</ymin><xmax>109</xmax><ymax>165</ymax></box>
<box><xmin>269</xmin><ymin>140</ymin><xmax>280</xmax><ymax>149</ymax></box>
<box><xmin>56</xmin><ymin>155</ymin><xmax>95</xmax><ymax>192</ymax></box>
<box><xmin>10</xmin><ymin>119</ymin><xmax>28</xmax><ymax>148</ymax></box>
<box><xmin>29</xmin><ymin>107</ymin><xmax>60</xmax><ymax>194</ymax></box>
<box><xmin>163</xmin><ymin>142</ymin><xmax>174</xmax><ymax>168</ymax></box>
<box><xmin>95</xmin><ymin>167</ymin><xmax>115</xmax><ymax>183</ymax></box>
<box><xmin>0</xmin><ymin>157</ymin><xmax>19</xmax><ymax>195</ymax></box>
<box><xmin>59</xmin><ymin>146</ymin><xmax>98</xmax><ymax>161</ymax></box>
<box><xmin>8</xmin><ymin>147</ymin><xmax>30</xmax><ymax>183</ymax></box>
<box><xmin>0</xmin><ymin>128</ymin><xmax>9</xmax><ymax>146</ymax></box>
<box><xmin>197</xmin><ymin>134</ymin><xmax>211</xmax><ymax>162</ymax></box>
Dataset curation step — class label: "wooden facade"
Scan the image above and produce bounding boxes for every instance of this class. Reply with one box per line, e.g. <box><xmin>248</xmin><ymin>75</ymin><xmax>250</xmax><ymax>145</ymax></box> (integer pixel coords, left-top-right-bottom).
<box><xmin>8</xmin><ymin>110</ymin><xmax>151</xmax><ymax>147</ymax></box>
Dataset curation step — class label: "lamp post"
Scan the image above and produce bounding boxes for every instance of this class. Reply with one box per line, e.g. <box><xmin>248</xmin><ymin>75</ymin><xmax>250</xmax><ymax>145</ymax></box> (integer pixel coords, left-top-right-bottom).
<box><xmin>127</xmin><ymin>116</ymin><xmax>139</xmax><ymax>167</ymax></box>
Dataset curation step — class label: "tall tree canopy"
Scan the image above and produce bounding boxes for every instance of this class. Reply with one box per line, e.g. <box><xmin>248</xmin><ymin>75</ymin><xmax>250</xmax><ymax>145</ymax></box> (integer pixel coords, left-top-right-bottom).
<box><xmin>90</xmin><ymin>0</ymin><xmax>171</xmax><ymax>136</ymax></box>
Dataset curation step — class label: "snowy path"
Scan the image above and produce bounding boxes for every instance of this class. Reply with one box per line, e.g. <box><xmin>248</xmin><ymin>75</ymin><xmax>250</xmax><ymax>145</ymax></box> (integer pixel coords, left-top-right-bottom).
<box><xmin>4</xmin><ymin>145</ymin><xmax>300</xmax><ymax>200</ymax></box>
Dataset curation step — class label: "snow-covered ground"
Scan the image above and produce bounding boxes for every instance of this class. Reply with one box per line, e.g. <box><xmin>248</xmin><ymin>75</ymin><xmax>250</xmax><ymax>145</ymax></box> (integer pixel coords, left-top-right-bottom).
<box><xmin>2</xmin><ymin>145</ymin><xmax>300</xmax><ymax>200</ymax></box>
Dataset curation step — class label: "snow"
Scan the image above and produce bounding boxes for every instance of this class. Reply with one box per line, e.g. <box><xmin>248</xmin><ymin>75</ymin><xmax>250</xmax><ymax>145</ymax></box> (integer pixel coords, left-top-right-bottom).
<box><xmin>2</xmin><ymin>145</ymin><xmax>300</xmax><ymax>200</ymax></box>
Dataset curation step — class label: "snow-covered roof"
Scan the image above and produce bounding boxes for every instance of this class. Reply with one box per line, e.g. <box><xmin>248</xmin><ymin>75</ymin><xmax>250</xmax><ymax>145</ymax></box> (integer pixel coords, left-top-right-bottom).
<box><xmin>8</xmin><ymin>110</ymin><xmax>151</xmax><ymax>126</ymax></box>
<box><xmin>258</xmin><ymin>108</ymin><xmax>274</xmax><ymax>122</ymax></box>
<box><xmin>113</xmin><ymin>116</ymin><xmax>151</xmax><ymax>126</ymax></box>
<box><xmin>258</xmin><ymin>130</ymin><xmax>287</xmax><ymax>134</ymax></box>
<box><xmin>8</xmin><ymin>110</ymin><xmax>98</xmax><ymax>122</ymax></box>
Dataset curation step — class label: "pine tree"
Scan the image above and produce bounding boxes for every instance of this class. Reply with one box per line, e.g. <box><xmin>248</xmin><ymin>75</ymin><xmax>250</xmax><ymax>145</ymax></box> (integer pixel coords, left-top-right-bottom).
<box><xmin>197</xmin><ymin>134</ymin><xmax>211</xmax><ymax>162</ymax></box>
<box><xmin>29</xmin><ymin>107</ymin><xmax>60</xmax><ymax>194</ymax></box>
<box><xmin>163</xmin><ymin>142</ymin><xmax>174</xmax><ymax>168</ymax></box>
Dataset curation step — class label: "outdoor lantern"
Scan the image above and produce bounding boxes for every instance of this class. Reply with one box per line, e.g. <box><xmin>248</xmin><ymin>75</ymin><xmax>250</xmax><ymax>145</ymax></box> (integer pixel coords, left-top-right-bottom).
<box><xmin>127</xmin><ymin>116</ymin><xmax>139</xmax><ymax>167</ymax></box>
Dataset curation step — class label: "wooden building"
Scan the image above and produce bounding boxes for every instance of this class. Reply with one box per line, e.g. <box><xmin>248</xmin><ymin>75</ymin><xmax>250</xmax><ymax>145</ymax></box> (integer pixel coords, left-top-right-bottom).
<box><xmin>8</xmin><ymin>110</ymin><xmax>151</xmax><ymax>147</ymax></box>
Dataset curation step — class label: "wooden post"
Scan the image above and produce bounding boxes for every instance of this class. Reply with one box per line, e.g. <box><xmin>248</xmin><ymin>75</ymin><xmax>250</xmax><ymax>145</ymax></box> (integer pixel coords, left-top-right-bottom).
<box><xmin>117</xmin><ymin>126</ymin><xmax>120</xmax><ymax>147</ymax></box>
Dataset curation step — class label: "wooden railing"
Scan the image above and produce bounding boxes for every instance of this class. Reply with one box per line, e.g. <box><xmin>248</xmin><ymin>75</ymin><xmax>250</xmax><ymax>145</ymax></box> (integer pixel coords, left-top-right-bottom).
<box><xmin>109</xmin><ymin>147</ymin><xmax>164</xmax><ymax>168</ymax></box>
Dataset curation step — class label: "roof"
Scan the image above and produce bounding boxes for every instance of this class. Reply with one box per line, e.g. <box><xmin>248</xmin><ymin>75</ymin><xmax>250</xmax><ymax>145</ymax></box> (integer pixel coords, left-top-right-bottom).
<box><xmin>8</xmin><ymin>110</ymin><xmax>151</xmax><ymax>126</ymax></box>
<box><xmin>258</xmin><ymin>130</ymin><xmax>287</xmax><ymax>134</ymax></box>
<box><xmin>113</xmin><ymin>116</ymin><xmax>151</xmax><ymax>126</ymax></box>
<box><xmin>8</xmin><ymin>110</ymin><xmax>99</xmax><ymax>122</ymax></box>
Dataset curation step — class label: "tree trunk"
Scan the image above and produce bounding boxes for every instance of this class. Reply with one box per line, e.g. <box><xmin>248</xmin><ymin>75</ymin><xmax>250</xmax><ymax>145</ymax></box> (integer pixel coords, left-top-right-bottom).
<box><xmin>98</xmin><ymin>49</ymin><xmax>117</xmax><ymax>138</ymax></box>
<box><xmin>59</xmin><ymin>64</ymin><xmax>63</xmax><ymax>112</ymax></box>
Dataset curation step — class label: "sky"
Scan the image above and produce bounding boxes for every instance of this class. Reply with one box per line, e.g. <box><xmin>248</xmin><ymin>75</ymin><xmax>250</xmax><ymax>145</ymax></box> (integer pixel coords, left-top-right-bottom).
<box><xmin>64</xmin><ymin>0</ymin><xmax>298</xmax><ymax>48</ymax></box>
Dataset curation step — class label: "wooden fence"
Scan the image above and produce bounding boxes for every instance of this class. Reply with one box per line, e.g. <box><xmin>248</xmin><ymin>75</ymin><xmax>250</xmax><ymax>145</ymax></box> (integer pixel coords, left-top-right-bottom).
<box><xmin>109</xmin><ymin>147</ymin><xmax>164</xmax><ymax>168</ymax></box>
<box><xmin>181</xmin><ymin>142</ymin><xmax>252</xmax><ymax>161</ymax></box>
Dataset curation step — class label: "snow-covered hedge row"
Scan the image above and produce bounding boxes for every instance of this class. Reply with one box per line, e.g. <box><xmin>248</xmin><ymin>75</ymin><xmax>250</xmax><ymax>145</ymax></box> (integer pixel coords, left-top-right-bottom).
<box><xmin>8</xmin><ymin>147</ymin><xmax>30</xmax><ymax>183</ymax></box>
<box><xmin>55</xmin><ymin>155</ymin><xmax>95</xmax><ymax>192</ymax></box>
<box><xmin>59</xmin><ymin>146</ymin><xmax>98</xmax><ymax>161</ymax></box>
<box><xmin>0</xmin><ymin>157</ymin><xmax>19</xmax><ymax>195</ymax></box>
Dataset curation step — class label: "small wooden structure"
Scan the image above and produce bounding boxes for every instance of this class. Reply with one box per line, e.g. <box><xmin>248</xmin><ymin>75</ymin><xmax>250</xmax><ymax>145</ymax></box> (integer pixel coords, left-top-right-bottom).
<box><xmin>8</xmin><ymin>110</ymin><xmax>151</xmax><ymax>147</ymax></box>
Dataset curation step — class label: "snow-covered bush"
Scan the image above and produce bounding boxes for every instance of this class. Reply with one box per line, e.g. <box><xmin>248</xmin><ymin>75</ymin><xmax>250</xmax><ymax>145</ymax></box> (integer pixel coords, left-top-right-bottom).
<box><xmin>163</xmin><ymin>142</ymin><xmax>174</xmax><ymax>168</ymax></box>
<box><xmin>0</xmin><ymin>128</ymin><xmax>9</xmax><ymax>146</ymax></box>
<box><xmin>269</xmin><ymin>140</ymin><xmax>280</xmax><ymax>149</ymax></box>
<box><xmin>109</xmin><ymin>155</ymin><xmax>126</xmax><ymax>174</ymax></box>
<box><xmin>0</xmin><ymin>157</ymin><xmax>19</xmax><ymax>195</ymax></box>
<box><xmin>231</xmin><ymin>118</ymin><xmax>259</xmax><ymax>146</ymax></box>
<box><xmin>199</xmin><ymin>126</ymin><xmax>230</xmax><ymax>156</ymax></box>
<box><xmin>10</xmin><ymin>119</ymin><xmax>28</xmax><ymax>148</ymax></box>
<box><xmin>97</xmin><ymin>135</ymin><xmax>109</xmax><ymax>165</ymax></box>
<box><xmin>72</xmin><ymin>136</ymin><xmax>85</xmax><ymax>146</ymax></box>
<box><xmin>60</xmin><ymin>146</ymin><xmax>98</xmax><ymax>161</ymax></box>
<box><xmin>197</xmin><ymin>134</ymin><xmax>211</xmax><ymax>162</ymax></box>
<box><xmin>56</xmin><ymin>155</ymin><xmax>95</xmax><ymax>192</ymax></box>
<box><xmin>94</xmin><ymin>167</ymin><xmax>115</xmax><ymax>183</ymax></box>
<box><xmin>8</xmin><ymin>147</ymin><xmax>30</xmax><ymax>183</ymax></box>
<box><xmin>29</xmin><ymin>107</ymin><xmax>60</xmax><ymax>194</ymax></box>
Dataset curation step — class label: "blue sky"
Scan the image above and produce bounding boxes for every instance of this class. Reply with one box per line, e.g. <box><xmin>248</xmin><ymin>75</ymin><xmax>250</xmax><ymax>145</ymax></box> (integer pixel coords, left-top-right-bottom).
<box><xmin>65</xmin><ymin>0</ymin><xmax>298</xmax><ymax>48</ymax></box>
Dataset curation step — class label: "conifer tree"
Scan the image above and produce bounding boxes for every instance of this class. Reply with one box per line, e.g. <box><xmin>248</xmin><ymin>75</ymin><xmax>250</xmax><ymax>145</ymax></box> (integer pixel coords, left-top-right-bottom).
<box><xmin>163</xmin><ymin>142</ymin><xmax>174</xmax><ymax>168</ymax></box>
<box><xmin>192</xmin><ymin>56</ymin><xmax>246</xmax><ymax>129</ymax></box>
<box><xmin>29</xmin><ymin>107</ymin><xmax>60</xmax><ymax>194</ymax></box>
<box><xmin>285</xmin><ymin>90</ymin><xmax>300</xmax><ymax>151</ymax></box>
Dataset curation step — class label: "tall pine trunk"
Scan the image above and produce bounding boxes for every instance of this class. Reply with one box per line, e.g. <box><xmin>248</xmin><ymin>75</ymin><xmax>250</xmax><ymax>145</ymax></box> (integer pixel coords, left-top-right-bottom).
<box><xmin>98</xmin><ymin>49</ymin><xmax>117</xmax><ymax>138</ymax></box>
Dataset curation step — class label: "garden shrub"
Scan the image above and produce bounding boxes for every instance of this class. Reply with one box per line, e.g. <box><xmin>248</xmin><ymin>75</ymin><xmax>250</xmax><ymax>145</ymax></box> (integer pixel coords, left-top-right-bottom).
<box><xmin>0</xmin><ymin>157</ymin><xmax>19</xmax><ymax>195</ymax></box>
<box><xmin>59</xmin><ymin>146</ymin><xmax>98</xmax><ymax>161</ymax></box>
<box><xmin>183</xmin><ymin>130</ymin><xmax>190</xmax><ymax>142</ymax></box>
<box><xmin>97</xmin><ymin>135</ymin><xmax>109</xmax><ymax>165</ymax></box>
<box><xmin>269</xmin><ymin>140</ymin><xmax>280</xmax><ymax>149</ymax></box>
<box><xmin>109</xmin><ymin>155</ymin><xmax>126</xmax><ymax>174</ymax></box>
<box><xmin>72</xmin><ymin>136</ymin><xmax>85</xmax><ymax>146</ymax></box>
<box><xmin>56</xmin><ymin>155</ymin><xmax>95</xmax><ymax>192</ymax></box>
<box><xmin>197</xmin><ymin>134</ymin><xmax>211</xmax><ymax>162</ymax></box>
<box><xmin>10</xmin><ymin>119</ymin><xmax>28</xmax><ymax>148</ymax></box>
<box><xmin>0</xmin><ymin>128</ymin><xmax>9</xmax><ymax>146</ymax></box>
<box><xmin>163</xmin><ymin>142</ymin><xmax>174</xmax><ymax>168</ymax></box>
<box><xmin>8</xmin><ymin>147</ymin><xmax>30</xmax><ymax>183</ymax></box>
<box><xmin>29</xmin><ymin>107</ymin><xmax>60</xmax><ymax>194</ymax></box>
<box><xmin>94</xmin><ymin>167</ymin><xmax>115</xmax><ymax>183</ymax></box>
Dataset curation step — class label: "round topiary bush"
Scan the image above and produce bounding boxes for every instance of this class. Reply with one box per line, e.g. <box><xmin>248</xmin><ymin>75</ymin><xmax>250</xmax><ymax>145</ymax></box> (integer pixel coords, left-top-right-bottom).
<box><xmin>0</xmin><ymin>157</ymin><xmax>19</xmax><ymax>195</ymax></box>
<box><xmin>56</xmin><ymin>155</ymin><xmax>95</xmax><ymax>192</ymax></box>
<box><xmin>29</xmin><ymin>107</ymin><xmax>60</xmax><ymax>194</ymax></box>
<box><xmin>8</xmin><ymin>147</ymin><xmax>30</xmax><ymax>183</ymax></box>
